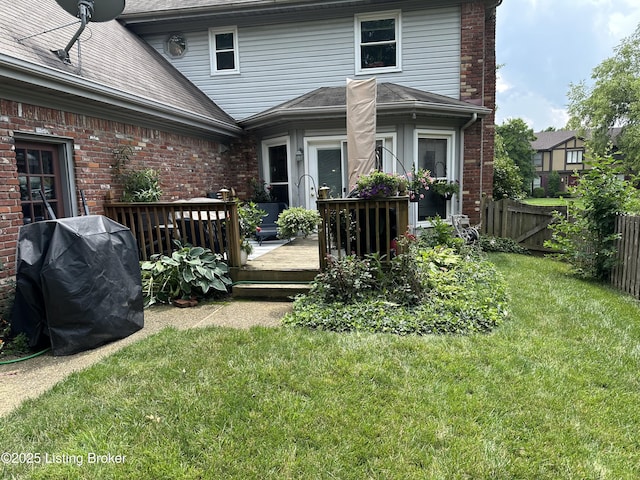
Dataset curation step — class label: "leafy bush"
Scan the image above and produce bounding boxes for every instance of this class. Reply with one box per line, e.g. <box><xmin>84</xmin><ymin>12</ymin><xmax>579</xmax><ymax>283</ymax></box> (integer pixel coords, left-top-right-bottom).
<box><xmin>417</xmin><ymin>216</ymin><xmax>464</xmax><ymax>251</ymax></box>
<box><xmin>532</xmin><ymin>187</ymin><xmax>546</xmax><ymax>198</ymax></box>
<box><xmin>121</xmin><ymin>168</ymin><xmax>162</xmax><ymax>202</ymax></box>
<box><xmin>545</xmin><ymin>154</ymin><xmax>638</xmax><ymax>280</ymax></box>
<box><xmin>276</xmin><ymin>207</ymin><xmax>321</xmax><ymax>239</ymax></box>
<box><xmin>547</xmin><ymin>171</ymin><xmax>562</xmax><ymax>197</ymax></box>
<box><xmin>140</xmin><ymin>243</ymin><xmax>231</xmax><ymax>307</ymax></box>
<box><xmin>284</xmin><ymin>243</ymin><xmax>508</xmax><ymax>335</ymax></box>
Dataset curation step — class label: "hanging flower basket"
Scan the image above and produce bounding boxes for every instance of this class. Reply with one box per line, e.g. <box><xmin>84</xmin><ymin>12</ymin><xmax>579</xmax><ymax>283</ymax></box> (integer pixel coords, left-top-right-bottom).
<box><xmin>431</xmin><ymin>180</ymin><xmax>460</xmax><ymax>200</ymax></box>
<box><xmin>354</xmin><ymin>171</ymin><xmax>401</xmax><ymax>199</ymax></box>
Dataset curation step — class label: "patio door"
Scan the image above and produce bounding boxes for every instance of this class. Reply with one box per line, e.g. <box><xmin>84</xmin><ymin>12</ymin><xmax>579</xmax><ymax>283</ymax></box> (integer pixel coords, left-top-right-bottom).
<box><xmin>308</xmin><ymin>140</ymin><xmax>347</xmax><ymax>209</ymax></box>
<box><xmin>415</xmin><ymin>130</ymin><xmax>456</xmax><ymax>224</ymax></box>
<box><xmin>262</xmin><ymin>137</ymin><xmax>290</xmax><ymax>205</ymax></box>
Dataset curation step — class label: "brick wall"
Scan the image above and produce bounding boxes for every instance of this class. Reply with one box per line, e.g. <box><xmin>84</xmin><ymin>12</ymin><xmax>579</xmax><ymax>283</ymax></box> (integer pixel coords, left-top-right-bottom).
<box><xmin>0</xmin><ymin>98</ymin><xmax>256</xmax><ymax>287</ymax></box>
<box><xmin>460</xmin><ymin>0</ymin><xmax>497</xmax><ymax>224</ymax></box>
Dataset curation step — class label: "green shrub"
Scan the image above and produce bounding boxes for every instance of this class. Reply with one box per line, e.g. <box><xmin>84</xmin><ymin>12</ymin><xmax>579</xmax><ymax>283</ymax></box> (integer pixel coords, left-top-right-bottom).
<box><xmin>417</xmin><ymin>216</ymin><xmax>464</xmax><ymax>251</ymax></box>
<box><xmin>140</xmin><ymin>243</ymin><xmax>231</xmax><ymax>307</ymax></box>
<box><xmin>532</xmin><ymin>187</ymin><xmax>546</xmax><ymax>198</ymax></box>
<box><xmin>284</xmin><ymin>244</ymin><xmax>508</xmax><ymax>335</ymax></box>
<box><xmin>547</xmin><ymin>171</ymin><xmax>562</xmax><ymax>198</ymax></box>
<box><xmin>545</xmin><ymin>154</ymin><xmax>638</xmax><ymax>280</ymax></box>
<box><xmin>121</xmin><ymin>168</ymin><xmax>162</xmax><ymax>202</ymax></box>
<box><xmin>276</xmin><ymin>207</ymin><xmax>321</xmax><ymax>239</ymax></box>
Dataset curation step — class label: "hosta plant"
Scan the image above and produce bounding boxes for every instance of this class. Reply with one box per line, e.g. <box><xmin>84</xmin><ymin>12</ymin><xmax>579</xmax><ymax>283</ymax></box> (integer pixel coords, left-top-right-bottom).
<box><xmin>140</xmin><ymin>243</ymin><xmax>231</xmax><ymax>307</ymax></box>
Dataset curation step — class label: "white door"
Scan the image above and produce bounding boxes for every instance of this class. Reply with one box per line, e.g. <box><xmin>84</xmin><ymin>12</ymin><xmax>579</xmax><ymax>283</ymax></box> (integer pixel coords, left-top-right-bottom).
<box><xmin>307</xmin><ymin>141</ymin><xmax>347</xmax><ymax>209</ymax></box>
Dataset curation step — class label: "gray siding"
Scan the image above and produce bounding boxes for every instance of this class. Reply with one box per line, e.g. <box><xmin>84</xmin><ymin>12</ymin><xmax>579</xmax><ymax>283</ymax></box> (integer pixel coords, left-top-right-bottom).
<box><xmin>144</xmin><ymin>6</ymin><xmax>460</xmax><ymax>120</ymax></box>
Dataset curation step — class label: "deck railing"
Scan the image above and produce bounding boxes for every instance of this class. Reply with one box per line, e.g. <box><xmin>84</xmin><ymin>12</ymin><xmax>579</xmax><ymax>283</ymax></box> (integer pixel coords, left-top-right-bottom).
<box><xmin>104</xmin><ymin>201</ymin><xmax>242</xmax><ymax>266</ymax></box>
<box><xmin>317</xmin><ymin>197</ymin><xmax>410</xmax><ymax>269</ymax></box>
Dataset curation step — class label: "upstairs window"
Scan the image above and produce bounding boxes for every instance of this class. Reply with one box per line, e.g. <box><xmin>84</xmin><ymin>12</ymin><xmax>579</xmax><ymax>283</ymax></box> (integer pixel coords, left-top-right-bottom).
<box><xmin>209</xmin><ymin>27</ymin><xmax>239</xmax><ymax>75</ymax></box>
<box><xmin>567</xmin><ymin>150</ymin><xmax>583</xmax><ymax>164</ymax></box>
<box><xmin>533</xmin><ymin>152</ymin><xmax>542</xmax><ymax>167</ymax></box>
<box><xmin>355</xmin><ymin>11</ymin><xmax>401</xmax><ymax>74</ymax></box>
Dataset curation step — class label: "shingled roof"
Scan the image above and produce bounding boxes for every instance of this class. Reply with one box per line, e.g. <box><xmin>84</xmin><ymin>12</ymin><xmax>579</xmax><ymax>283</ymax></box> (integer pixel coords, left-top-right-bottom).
<box><xmin>242</xmin><ymin>83</ymin><xmax>491</xmax><ymax>128</ymax></box>
<box><xmin>531</xmin><ymin>130</ymin><xmax>581</xmax><ymax>151</ymax></box>
<box><xmin>0</xmin><ymin>0</ymin><xmax>240</xmax><ymax>138</ymax></box>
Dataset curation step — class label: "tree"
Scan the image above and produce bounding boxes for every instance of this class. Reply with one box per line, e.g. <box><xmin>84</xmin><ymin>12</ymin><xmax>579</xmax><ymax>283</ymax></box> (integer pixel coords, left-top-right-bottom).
<box><xmin>495</xmin><ymin>118</ymin><xmax>537</xmax><ymax>193</ymax></box>
<box><xmin>546</xmin><ymin>170</ymin><xmax>562</xmax><ymax>197</ymax></box>
<box><xmin>493</xmin><ymin>132</ymin><xmax>524</xmax><ymax>199</ymax></box>
<box><xmin>567</xmin><ymin>25</ymin><xmax>640</xmax><ymax>173</ymax></box>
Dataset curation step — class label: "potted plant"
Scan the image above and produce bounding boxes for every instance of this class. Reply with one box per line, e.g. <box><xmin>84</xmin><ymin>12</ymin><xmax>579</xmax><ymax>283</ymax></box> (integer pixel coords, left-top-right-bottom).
<box><xmin>402</xmin><ymin>167</ymin><xmax>434</xmax><ymax>202</ymax></box>
<box><xmin>248</xmin><ymin>178</ymin><xmax>274</xmax><ymax>203</ymax></box>
<box><xmin>354</xmin><ymin>171</ymin><xmax>400</xmax><ymax>199</ymax></box>
<box><xmin>431</xmin><ymin>180</ymin><xmax>460</xmax><ymax>200</ymax></box>
<box><xmin>238</xmin><ymin>201</ymin><xmax>267</xmax><ymax>262</ymax></box>
<box><xmin>276</xmin><ymin>207</ymin><xmax>321</xmax><ymax>240</ymax></box>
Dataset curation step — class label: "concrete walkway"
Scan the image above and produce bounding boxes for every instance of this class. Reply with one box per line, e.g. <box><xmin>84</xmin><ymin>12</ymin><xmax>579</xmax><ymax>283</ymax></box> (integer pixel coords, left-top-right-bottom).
<box><xmin>0</xmin><ymin>300</ymin><xmax>292</xmax><ymax>417</ymax></box>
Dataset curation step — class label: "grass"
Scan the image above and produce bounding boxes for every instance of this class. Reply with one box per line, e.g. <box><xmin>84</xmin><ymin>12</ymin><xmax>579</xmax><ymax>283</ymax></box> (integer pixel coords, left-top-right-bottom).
<box><xmin>521</xmin><ymin>197</ymin><xmax>577</xmax><ymax>207</ymax></box>
<box><xmin>2</xmin><ymin>255</ymin><xmax>640</xmax><ymax>479</ymax></box>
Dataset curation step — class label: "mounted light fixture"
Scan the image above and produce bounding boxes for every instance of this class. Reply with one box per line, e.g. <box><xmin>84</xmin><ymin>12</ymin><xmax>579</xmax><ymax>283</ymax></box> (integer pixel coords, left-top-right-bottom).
<box><xmin>295</xmin><ymin>148</ymin><xmax>304</xmax><ymax>163</ymax></box>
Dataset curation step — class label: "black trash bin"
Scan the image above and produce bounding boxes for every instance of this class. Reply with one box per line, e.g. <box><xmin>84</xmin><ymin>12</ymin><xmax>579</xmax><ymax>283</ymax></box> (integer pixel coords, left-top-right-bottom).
<box><xmin>11</xmin><ymin>215</ymin><xmax>144</xmax><ymax>356</ymax></box>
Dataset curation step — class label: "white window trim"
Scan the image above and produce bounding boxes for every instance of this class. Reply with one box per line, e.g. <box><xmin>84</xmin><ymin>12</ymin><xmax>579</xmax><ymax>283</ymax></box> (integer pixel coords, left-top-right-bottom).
<box><xmin>355</xmin><ymin>10</ymin><xmax>402</xmax><ymax>75</ymax></box>
<box><xmin>209</xmin><ymin>26</ymin><xmax>240</xmax><ymax>75</ymax></box>
<box><xmin>567</xmin><ymin>149</ymin><xmax>583</xmax><ymax>164</ymax></box>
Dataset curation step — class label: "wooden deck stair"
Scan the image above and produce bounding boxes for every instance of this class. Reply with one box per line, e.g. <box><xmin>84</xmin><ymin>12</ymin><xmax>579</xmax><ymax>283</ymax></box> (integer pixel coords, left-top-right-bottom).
<box><xmin>230</xmin><ymin>236</ymin><xmax>320</xmax><ymax>301</ymax></box>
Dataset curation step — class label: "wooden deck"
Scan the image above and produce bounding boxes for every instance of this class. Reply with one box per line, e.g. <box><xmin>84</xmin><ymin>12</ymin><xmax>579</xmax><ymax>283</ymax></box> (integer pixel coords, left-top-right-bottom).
<box><xmin>231</xmin><ymin>235</ymin><xmax>320</xmax><ymax>301</ymax></box>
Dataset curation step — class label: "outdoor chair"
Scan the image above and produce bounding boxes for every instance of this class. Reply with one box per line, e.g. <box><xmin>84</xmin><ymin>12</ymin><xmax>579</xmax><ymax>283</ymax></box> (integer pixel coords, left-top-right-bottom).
<box><xmin>255</xmin><ymin>202</ymin><xmax>288</xmax><ymax>245</ymax></box>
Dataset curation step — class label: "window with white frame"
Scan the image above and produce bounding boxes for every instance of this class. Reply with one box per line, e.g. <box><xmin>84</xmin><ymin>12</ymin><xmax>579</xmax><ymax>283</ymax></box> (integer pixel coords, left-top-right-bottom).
<box><xmin>567</xmin><ymin>149</ymin><xmax>583</xmax><ymax>164</ymax></box>
<box><xmin>355</xmin><ymin>11</ymin><xmax>401</xmax><ymax>74</ymax></box>
<box><xmin>209</xmin><ymin>27</ymin><xmax>239</xmax><ymax>74</ymax></box>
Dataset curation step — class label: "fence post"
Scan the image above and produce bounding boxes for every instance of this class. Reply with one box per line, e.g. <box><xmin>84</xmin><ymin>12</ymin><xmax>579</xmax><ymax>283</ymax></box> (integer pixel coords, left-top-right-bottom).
<box><xmin>225</xmin><ymin>201</ymin><xmax>242</xmax><ymax>268</ymax></box>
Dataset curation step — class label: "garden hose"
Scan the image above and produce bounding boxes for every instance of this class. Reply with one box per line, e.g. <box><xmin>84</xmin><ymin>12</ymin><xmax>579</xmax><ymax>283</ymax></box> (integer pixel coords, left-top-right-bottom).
<box><xmin>0</xmin><ymin>347</ymin><xmax>51</xmax><ymax>365</ymax></box>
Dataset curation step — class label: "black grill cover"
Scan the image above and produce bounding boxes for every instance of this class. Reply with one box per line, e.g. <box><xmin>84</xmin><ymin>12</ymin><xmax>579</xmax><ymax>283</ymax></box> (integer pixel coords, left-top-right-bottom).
<box><xmin>11</xmin><ymin>215</ymin><xmax>144</xmax><ymax>356</ymax></box>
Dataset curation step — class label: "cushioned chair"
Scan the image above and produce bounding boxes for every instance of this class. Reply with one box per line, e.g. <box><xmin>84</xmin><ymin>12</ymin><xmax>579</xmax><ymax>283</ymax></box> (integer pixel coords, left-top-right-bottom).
<box><xmin>255</xmin><ymin>202</ymin><xmax>288</xmax><ymax>245</ymax></box>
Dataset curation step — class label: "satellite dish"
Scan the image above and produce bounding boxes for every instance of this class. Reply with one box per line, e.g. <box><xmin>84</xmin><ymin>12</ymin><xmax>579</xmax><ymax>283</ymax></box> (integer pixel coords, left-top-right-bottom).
<box><xmin>51</xmin><ymin>0</ymin><xmax>126</xmax><ymax>63</ymax></box>
<box><xmin>55</xmin><ymin>0</ymin><xmax>126</xmax><ymax>23</ymax></box>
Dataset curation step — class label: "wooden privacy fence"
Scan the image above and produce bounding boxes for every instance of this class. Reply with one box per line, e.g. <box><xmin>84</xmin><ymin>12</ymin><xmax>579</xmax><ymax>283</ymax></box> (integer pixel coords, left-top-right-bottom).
<box><xmin>611</xmin><ymin>215</ymin><xmax>640</xmax><ymax>299</ymax></box>
<box><xmin>481</xmin><ymin>198</ymin><xmax>567</xmax><ymax>252</ymax></box>
<box><xmin>317</xmin><ymin>197</ymin><xmax>409</xmax><ymax>270</ymax></box>
<box><xmin>104</xmin><ymin>200</ymin><xmax>242</xmax><ymax>266</ymax></box>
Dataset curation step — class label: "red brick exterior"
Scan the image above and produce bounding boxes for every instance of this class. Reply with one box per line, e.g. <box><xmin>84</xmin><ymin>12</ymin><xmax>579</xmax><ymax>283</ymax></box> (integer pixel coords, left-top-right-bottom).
<box><xmin>0</xmin><ymin>99</ymin><xmax>257</xmax><ymax>288</ymax></box>
<box><xmin>460</xmin><ymin>0</ymin><xmax>497</xmax><ymax>224</ymax></box>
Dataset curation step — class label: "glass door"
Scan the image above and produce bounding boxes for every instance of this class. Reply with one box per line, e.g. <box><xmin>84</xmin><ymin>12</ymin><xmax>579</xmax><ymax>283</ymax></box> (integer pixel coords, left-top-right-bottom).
<box><xmin>415</xmin><ymin>131</ymin><xmax>455</xmax><ymax>224</ymax></box>
<box><xmin>308</xmin><ymin>141</ymin><xmax>346</xmax><ymax>209</ymax></box>
<box><xmin>263</xmin><ymin>140</ymin><xmax>290</xmax><ymax>205</ymax></box>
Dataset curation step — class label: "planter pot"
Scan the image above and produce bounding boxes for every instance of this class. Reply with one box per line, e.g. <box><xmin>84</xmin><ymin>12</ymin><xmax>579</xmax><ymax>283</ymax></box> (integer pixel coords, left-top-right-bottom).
<box><xmin>240</xmin><ymin>249</ymin><xmax>249</xmax><ymax>265</ymax></box>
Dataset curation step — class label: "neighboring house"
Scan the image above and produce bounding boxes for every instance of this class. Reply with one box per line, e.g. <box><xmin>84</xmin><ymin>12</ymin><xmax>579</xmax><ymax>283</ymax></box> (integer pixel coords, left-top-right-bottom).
<box><xmin>531</xmin><ymin>130</ymin><xmax>587</xmax><ymax>192</ymax></box>
<box><xmin>0</xmin><ymin>0</ymin><xmax>500</xmax><ymax>301</ymax></box>
<box><xmin>531</xmin><ymin>128</ymin><xmax>623</xmax><ymax>193</ymax></box>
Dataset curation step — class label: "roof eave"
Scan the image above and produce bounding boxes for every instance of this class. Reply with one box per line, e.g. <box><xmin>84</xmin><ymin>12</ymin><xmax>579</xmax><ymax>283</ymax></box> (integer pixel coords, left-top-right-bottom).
<box><xmin>241</xmin><ymin>100</ymin><xmax>491</xmax><ymax>130</ymax></box>
<box><xmin>0</xmin><ymin>53</ymin><xmax>242</xmax><ymax>138</ymax></box>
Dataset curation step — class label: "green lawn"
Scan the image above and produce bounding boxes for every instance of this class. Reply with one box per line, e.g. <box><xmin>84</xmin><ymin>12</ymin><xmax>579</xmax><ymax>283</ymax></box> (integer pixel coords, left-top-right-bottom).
<box><xmin>521</xmin><ymin>197</ymin><xmax>576</xmax><ymax>207</ymax></box>
<box><xmin>2</xmin><ymin>255</ymin><xmax>640</xmax><ymax>479</ymax></box>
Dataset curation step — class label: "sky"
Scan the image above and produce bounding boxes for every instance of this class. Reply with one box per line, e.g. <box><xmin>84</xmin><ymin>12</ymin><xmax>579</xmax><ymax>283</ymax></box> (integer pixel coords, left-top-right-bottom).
<box><xmin>495</xmin><ymin>0</ymin><xmax>640</xmax><ymax>133</ymax></box>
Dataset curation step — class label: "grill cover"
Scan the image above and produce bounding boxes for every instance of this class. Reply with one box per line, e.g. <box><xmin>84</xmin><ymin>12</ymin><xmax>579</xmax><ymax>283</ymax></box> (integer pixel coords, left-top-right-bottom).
<box><xmin>11</xmin><ymin>215</ymin><xmax>144</xmax><ymax>356</ymax></box>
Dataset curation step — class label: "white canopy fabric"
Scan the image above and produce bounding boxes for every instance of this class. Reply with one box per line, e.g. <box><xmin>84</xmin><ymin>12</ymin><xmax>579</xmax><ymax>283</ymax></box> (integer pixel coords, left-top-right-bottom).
<box><xmin>346</xmin><ymin>77</ymin><xmax>377</xmax><ymax>191</ymax></box>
